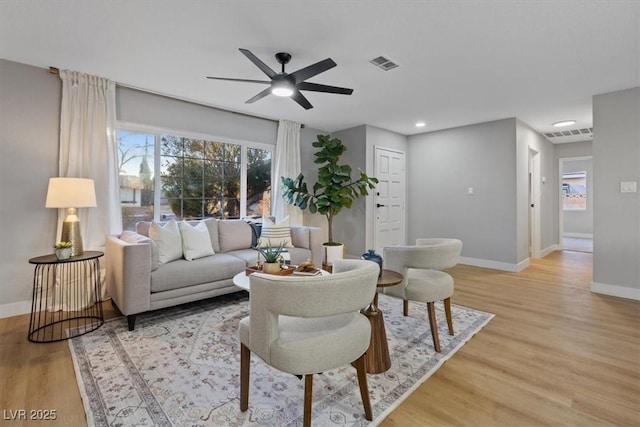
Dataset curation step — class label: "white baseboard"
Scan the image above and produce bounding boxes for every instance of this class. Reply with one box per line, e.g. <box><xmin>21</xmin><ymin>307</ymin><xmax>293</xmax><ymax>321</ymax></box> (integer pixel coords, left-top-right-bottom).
<box><xmin>0</xmin><ymin>300</ymin><xmax>32</xmax><ymax>319</ymax></box>
<box><xmin>459</xmin><ymin>256</ymin><xmax>528</xmax><ymax>272</ymax></box>
<box><xmin>592</xmin><ymin>282</ymin><xmax>640</xmax><ymax>301</ymax></box>
<box><xmin>540</xmin><ymin>244</ymin><xmax>560</xmax><ymax>257</ymax></box>
<box><xmin>563</xmin><ymin>232</ymin><xmax>593</xmax><ymax>239</ymax></box>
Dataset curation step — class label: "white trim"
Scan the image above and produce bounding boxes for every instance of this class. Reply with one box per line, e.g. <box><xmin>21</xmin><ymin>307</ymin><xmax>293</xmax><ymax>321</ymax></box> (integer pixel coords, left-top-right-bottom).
<box><xmin>529</xmin><ymin>147</ymin><xmax>541</xmax><ymax>258</ymax></box>
<box><xmin>540</xmin><ymin>244</ymin><xmax>560</xmax><ymax>257</ymax></box>
<box><xmin>562</xmin><ymin>232</ymin><xmax>593</xmax><ymax>239</ymax></box>
<box><xmin>459</xmin><ymin>256</ymin><xmax>529</xmax><ymax>272</ymax></box>
<box><xmin>592</xmin><ymin>282</ymin><xmax>640</xmax><ymax>301</ymax></box>
<box><xmin>0</xmin><ymin>300</ymin><xmax>31</xmax><ymax>319</ymax></box>
<box><xmin>558</xmin><ymin>155</ymin><xmax>593</xmax><ymax>250</ymax></box>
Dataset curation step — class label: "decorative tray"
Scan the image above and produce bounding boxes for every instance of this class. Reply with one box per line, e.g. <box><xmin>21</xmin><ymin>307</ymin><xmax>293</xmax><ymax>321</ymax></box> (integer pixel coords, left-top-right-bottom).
<box><xmin>245</xmin><ymin>265</ymin><xmax>295</xmax><ymax>276</ymax></box>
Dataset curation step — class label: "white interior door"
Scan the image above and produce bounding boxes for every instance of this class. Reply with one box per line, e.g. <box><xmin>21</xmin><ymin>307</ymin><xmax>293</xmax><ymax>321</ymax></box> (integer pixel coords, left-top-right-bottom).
<box><xmin>374</xmin><ymin>147</ymin><xmax>405</xmax><ymax>253</ymax></box>
<box><xmin>529</xmin><ymin>148</ymin><xmax>541</xmax><ymax>258</ymax></box>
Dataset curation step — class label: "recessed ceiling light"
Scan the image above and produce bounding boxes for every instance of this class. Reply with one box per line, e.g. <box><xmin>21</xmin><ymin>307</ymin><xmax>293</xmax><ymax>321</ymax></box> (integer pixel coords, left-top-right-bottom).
<box><xmin>553</xmin><ymin>120</ymin><xmax>576</xmax><ymax>128</ymax></box>
<box><xmin>415</xmin><ymin>121</ymin><xmax>426</xmax><ymax>127</ymax></box>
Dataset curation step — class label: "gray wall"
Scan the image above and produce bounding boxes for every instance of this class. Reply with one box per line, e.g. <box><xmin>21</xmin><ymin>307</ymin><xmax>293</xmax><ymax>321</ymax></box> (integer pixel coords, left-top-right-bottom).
<box><xmin>117</xmin><ymin>87</ymin><xmax>277</xmax><ymax>145</ymax></box>
<box><xmin>592</xmin><ymin>87</ymin><xmax>640</xmax><ymax>298</ymax></box>
<box><xmin>292</xmin><ymin>126</ymin><xmax>331</xmax><ymax>233</ymax></box>
<box><xmin>331</xmin><ymin>125</ymin><xmax>367</xmax><ymax>255</ymax></box>
<box><xmin>555</xmin><ymin>141</ymin><xmax>593</xmax><ymax>159</ymax></box>
<box><xmin>562</xmin><ymin>158</ymin><xmax>593</xmax><ymax>235</ymax></box>
<box><xmin>407</xmin><ymin>118</ymin><xmax>519</xmax><ymax>267</ymax></box>
<box><xmin>0</xmin><ymin>59</ymin><xmax>61</xmax><ymax>316</ymax></box>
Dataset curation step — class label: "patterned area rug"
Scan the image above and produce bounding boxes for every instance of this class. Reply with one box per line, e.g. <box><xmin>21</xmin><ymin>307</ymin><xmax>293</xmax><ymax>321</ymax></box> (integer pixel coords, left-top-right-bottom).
<box><xmin>69</xmin><ymin>292</ymin><xmax>493</xmax><ymax>426</ymax></box>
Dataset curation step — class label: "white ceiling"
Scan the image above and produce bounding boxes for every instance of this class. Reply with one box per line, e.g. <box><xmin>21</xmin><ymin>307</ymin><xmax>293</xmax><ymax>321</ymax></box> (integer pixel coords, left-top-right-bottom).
<box><xmin>1</xmin><ymin>1</ymin><xmax>638</xmax><ymax>141</ymax></box>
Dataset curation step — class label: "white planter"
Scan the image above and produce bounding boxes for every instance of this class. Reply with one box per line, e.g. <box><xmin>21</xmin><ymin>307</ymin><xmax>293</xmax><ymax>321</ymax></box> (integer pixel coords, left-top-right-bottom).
<box><xmin>323</xmin><ymin>244</ymin><xmax>344</xmax><ymax>266</ymax></box>
<box><xmin>55</xmin><ymin>248</ymin><xmax>71</xmax><ymax>260</ymax></box>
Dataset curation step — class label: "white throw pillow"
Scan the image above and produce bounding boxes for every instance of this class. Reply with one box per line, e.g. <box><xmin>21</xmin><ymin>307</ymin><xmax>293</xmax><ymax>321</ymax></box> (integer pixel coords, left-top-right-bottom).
<box><xmin>259</xmin><ymin>216</ymin><xmax>294</xmax><ymax>248</ymax></box>
<box><xmin>179</xmin><ymin>221</ymin><xmax>215</xmax><ymax>261</ymax></box>
<box><xmin>149</xmin><ymin>219</ymin><xmax>183</xmax><ymax>264</ymax></box>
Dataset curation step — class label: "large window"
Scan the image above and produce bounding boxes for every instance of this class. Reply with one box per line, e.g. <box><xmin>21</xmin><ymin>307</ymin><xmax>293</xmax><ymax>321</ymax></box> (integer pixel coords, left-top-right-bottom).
<box><xmin>117</xmin><ymin>129</ymin><xmax>272</xmax><ymax>230</ymax></box>
<box><xmin>118</xmin><ymin>131</ymin><xmax>155</xmax><ymax>231</ymax></box>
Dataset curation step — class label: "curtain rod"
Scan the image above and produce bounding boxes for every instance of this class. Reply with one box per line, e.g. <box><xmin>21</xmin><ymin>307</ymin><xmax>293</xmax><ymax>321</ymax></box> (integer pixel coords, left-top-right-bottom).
<box><xmin>48</xmin><ymin>66</ymin><xmax>306</xmax><ymax>128</ymax></box>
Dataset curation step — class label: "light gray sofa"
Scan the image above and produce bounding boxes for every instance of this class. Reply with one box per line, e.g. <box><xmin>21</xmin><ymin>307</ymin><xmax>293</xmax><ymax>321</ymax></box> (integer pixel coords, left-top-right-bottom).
<box><xmin>105</xmin><ymin>219</ymin><xmax>323</xmax><ymax>330</ymax></box>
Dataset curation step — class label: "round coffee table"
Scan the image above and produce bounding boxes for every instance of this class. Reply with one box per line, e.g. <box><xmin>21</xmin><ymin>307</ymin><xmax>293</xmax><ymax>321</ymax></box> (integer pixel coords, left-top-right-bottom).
<box><xmin>232</xmin><ymin>269</ymin><xmax>329</xmax><ymax>291</ymax></box>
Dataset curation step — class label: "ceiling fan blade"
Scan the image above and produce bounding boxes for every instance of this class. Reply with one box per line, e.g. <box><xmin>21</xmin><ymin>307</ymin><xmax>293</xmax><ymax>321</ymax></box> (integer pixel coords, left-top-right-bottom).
<box><xmin>291</xmin><ymin>90</ymin><xmax>313</xmax><ymax>110</ymax></box>
<box><xmin>290</xmin><ymin>58</ymin><xmax>337</xmax><ymax>84</ymax></box>
<box><xmin>297</xmin><ymin>82</ymin><xmax>353</xmax><ymax>95</ymax></box>
<box><xmin>239</xmin><ymin>48</ymin><xmax>277</xmax><ymax>79</ymax></box>
<box><xmin>245</xmin><ymin>87</ymin><xmax>272</xmax><ymax>104</ymax></box>
<box><xmin>206</xmin><ymin>76</ymin><xmax>271</xmax><ymax>84</ymax></box>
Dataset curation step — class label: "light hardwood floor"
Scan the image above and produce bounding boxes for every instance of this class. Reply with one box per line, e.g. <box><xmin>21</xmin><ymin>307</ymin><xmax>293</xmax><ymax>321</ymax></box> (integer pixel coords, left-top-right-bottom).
<box><xmin>1</xmin><ymin>251</ymin><xmax>638</xmax><ymax>426</ymax></box>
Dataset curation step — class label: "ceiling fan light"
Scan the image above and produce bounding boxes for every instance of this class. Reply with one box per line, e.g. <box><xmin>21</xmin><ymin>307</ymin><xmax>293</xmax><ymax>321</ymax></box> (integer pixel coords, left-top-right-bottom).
<box><xmin>271</xmin><ymin>83</ymin><xmax>294</xmax><ymax>97</ymax></box>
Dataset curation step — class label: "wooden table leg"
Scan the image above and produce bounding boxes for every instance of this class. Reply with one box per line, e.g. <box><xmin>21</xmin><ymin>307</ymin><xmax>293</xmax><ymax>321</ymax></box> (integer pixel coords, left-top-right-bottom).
<box><xmin>362</xmin><ymin>292</ymin><xmax>391</xmax><ymax>374</ymax></box>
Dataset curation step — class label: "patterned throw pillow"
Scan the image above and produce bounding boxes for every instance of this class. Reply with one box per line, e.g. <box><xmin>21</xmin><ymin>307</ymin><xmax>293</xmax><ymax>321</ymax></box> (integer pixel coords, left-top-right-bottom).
<box><xmin>179</xmin><ymin>221</ymin><xmax>214</xmax><ymax>261</ymax></box>
<box><xmin>259</xmin><ymin>216</ymin><xmax>294</xmax><ymax>248</ymax></box>
<box><xmin>149</xmin><ymin>219</ymin><xmax>183</xmax><ymax>264</ymax></box>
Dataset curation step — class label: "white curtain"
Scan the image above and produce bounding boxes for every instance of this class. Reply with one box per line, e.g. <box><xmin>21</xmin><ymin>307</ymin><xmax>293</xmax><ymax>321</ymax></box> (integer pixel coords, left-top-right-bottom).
<box><xmin>52</xmin><ymin>70</ymin><xmax>122</xmax><ymax>309</ymax></box>
<box><xmin>272</xmin><ymin>120</ymin><xmax>303</xmax><ymax>225</ymax></box>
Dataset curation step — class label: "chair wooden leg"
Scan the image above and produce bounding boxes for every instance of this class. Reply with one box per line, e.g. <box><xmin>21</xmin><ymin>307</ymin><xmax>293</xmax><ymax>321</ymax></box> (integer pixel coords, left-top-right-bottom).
<box><xmin>240</xmin><ymin>343</ymin><xmax>250</xmax><ymax>411</ymax></box>
<box><xmin>427</xmin><ymin>302</ymin><xmax>441</xmax><ymax>352</ymax></box>
<box><xmin>303</xmin><ymin>374</ymin><xmax>314</xmax><ymax>427</ymax></box>
<box><xmin>403</xmin><ymin>299</ymin><xmax>409</xmax><ymax>316</ymax></box>
<box><xmin>444</xmin><ymin>297</ymin><xmax>454</xmax><ymax>335</ymax></box>
<box><xmin>354</xmin><ymin>353</ymin><xmax>373</xmax><ymax>421</ymax></box>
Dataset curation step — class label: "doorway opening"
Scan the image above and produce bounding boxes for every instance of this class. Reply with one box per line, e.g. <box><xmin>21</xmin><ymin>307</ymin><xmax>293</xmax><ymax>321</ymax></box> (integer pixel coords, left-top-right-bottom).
<box><xmin>559</xmin><ymin>156</ymin><xmax>593</xmax><ymax>253</ymax></box>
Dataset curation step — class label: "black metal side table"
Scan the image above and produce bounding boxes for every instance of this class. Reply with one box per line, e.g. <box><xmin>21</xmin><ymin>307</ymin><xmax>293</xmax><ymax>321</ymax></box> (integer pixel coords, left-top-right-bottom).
<box><xmin>28</xmin><ymin>251</ymin><xmax>104</xmax><ymax>343</ymax></box>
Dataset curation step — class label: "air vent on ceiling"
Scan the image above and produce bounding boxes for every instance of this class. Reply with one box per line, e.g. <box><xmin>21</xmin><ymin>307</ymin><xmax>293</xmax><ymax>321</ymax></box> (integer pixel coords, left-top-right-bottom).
<box><xmin>544</xmin><ymin>127</ymin><xmax>593</xmax><ymax>139</ymax></box>
<box><xmin>369</xmin><ymin>55</ymin><xmax>399</xmax><ymax>71</ymax></box>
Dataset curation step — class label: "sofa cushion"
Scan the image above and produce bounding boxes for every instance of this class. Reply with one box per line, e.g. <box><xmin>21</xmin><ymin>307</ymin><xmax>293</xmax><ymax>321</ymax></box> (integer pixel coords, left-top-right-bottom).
<box><xmin>290</xmin><ymin>226</ymin><xmax>310</xmax><ymax>250</ymax></box>
<box><xmin>136</xmin><ymin>221</ymin><xmax>151</xmax><ymax>236</ymax></box>
<box><xmin>259</xmin><ymin>216</ymin><xmax>294</xmax><ymax>248</ymax></box>
<box><xmin>179</xmin><ymin>221</ymin><xmax>215</xmax><ymax>260</ymax></box>
<box><xmin>218</xmin><ymin>220</ymin><xmax>253</xmax><ymax>252</ymax></box>
<box><xmin>120</xmin><ymin>230</ymin><xmax>160</xmax><ymax>271</ymax></box>
<box><xmin>150</xmin><ymin>253</ymin><xmax>245</xmax><ymax>293</ymax></box>
<box><xmin>149</xmin><ymin>220</ymin><xmax>183</xmax><ymax>265</ymax></box>
<box><xmin>225</xmin><ymin>249</ymin><xmax>259</xmax><ymax>266</ymax></box>
<box><xmin>204</xmin><ymin>219</ymin><xmax>221</xmax><ymax>253</ymax></box>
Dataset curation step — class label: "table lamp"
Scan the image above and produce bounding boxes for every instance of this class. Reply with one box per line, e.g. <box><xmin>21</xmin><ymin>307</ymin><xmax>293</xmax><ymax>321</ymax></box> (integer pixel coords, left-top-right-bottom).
<box><xmin>45</xmin><ymin>177</ymin><xmax>97</xmax><ymax>257</ymax></box>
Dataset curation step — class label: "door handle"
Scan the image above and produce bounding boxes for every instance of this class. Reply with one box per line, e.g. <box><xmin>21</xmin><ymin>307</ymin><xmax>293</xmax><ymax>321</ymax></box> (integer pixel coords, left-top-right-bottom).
<box><xmin>377</xmin><ymin>203</ymin><xmax>386</xmax><ymax>208</ymax></box>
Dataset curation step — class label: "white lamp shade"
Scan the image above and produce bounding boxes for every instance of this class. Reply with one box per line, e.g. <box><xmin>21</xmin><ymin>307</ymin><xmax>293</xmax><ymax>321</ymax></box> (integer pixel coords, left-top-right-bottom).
<box><xmin>45</xmin><ymin>177</ymin><xmax>97</xmax><ymax>208</ymax></box>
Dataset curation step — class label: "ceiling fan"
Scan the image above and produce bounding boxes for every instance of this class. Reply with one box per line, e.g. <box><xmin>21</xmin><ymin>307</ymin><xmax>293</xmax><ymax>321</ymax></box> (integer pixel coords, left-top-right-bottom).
<box><xmin>206</xmin><ymin>48</ymin><xmax>353</xmax><ymax>110</ymax></box>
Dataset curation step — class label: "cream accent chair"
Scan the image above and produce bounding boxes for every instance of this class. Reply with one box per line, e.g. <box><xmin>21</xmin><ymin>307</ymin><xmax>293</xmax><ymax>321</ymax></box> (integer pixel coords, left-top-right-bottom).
<box><xmin>383</xmin><ymin>238</ymin><xmax>463</xmax><ymax>352</ymax></box>
<box><xmin>239</xmin><ymin>259</ymin><xmax>379</xmax><ymax>426</ymax></box>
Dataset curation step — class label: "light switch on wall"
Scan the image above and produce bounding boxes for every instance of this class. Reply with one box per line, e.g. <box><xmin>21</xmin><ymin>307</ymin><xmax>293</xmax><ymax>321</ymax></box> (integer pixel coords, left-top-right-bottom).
<box><xmin>620</xmin><ymin>181</ymin><xmax>637</xmax><ymax>193</ymax></box>
<box><xmin>468</xmin><ymin>187</ymin><xmax>474</xmax><ymax>195</ymax></box>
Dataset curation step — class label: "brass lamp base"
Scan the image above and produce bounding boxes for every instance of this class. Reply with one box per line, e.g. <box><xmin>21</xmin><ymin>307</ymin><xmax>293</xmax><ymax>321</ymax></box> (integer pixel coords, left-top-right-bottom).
<box><xmin>61</xmin><ymin>217</ymin><xmax>84</xmax><ymax>257</ymax></box>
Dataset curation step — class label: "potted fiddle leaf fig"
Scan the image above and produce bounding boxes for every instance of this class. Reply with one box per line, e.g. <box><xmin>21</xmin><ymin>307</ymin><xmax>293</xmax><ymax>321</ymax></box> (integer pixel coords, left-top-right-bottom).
<box><xmin>281</xmin><ymin>134</ymin><xmax>378</xmax><ymax>265</ymax></box>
